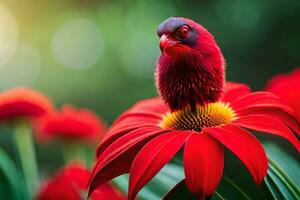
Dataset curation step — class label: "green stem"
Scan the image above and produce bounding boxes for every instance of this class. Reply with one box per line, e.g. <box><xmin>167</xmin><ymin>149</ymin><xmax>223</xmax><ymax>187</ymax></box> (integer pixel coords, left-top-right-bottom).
<box><xmin>62</xmin><ymin>143</ymin><xmax>86</xmax><ymax>165</ymax></box>
<box><xmin>13</xmin><ymin>120</ymin><xmax>39</xmax><ymax>199</ymax></box>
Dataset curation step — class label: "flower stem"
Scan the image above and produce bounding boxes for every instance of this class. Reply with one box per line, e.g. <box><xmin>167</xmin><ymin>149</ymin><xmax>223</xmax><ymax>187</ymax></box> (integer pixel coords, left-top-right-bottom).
<box><xmin>14</xmin><ymin>120</ymin><xmax>39</xmax><ymax>199</ymax></box>
<box><xmin>62</xmin><ymin>143</ymin><xmax>86</xmax><ymax>164</ymax></box>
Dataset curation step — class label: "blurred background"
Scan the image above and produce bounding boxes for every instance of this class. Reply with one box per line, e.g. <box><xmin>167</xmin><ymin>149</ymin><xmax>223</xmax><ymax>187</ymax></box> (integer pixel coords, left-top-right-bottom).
<box><xmin>0</xmin><ymin>0</ymin><xmax>299</xmax><ymax>175</ymax></box>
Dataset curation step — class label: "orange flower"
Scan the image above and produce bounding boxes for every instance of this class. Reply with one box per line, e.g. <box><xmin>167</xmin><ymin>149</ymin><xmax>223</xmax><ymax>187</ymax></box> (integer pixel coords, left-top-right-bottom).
<box><xmin>0</xmin><ymin>87</ymin><xmax>53</xmax><ymax>122</ymax></box>
<box><xmin>35</xmin><ymin>104</ymin><xmax>106</xmax><ymax>143</ymax></box>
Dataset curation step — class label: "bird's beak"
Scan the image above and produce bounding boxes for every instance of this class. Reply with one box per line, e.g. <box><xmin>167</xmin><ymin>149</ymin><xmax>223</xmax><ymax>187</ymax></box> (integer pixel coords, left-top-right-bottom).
<box><xmin>159</xmin><ymin>34</ymin><xmax>179</xmax><ymax>54</ymax></box>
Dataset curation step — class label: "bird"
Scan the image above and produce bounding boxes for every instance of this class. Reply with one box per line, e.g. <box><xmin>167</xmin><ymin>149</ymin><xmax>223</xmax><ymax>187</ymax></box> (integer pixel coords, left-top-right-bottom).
<box><xmin>155</xmin><ymin>17</ymin><xmax>225</xmax><ymax>111</ymax></box>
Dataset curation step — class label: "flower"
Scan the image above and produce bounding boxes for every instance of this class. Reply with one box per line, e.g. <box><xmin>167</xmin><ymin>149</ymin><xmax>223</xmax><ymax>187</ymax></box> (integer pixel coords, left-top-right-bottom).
<box><xmin>0</xmin><ymin>87</ymin><xmax>53</xmax><ymax>122</ymax></box>
<box><xmin>266</xmin><ymin>68</ymin><xmax>300</xmax><ymax>121</ymax></box>
<box><xmin>35</xmin><ymin>104</ymin><xmax>106</xmax><ymax>143</ymax></box>
<box><xmin>36</xmin><ymin>164</ymin><xmax>125</xmax><ymax>200</ymax></box>
<box><xmin>88</xmin><ymin>82</ymin><xmax>300</xmax><ymax>199</ymax></box>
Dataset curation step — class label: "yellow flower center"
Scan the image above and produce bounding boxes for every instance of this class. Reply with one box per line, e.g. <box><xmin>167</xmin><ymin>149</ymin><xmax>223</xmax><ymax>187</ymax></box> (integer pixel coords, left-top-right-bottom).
<box><xmin>160</xmin><ymin>102</ymin><xmax>236</xmax><ymax>132</ymax></box>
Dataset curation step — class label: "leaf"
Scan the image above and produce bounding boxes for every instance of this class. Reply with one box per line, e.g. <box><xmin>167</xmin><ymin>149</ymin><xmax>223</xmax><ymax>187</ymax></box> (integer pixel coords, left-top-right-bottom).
<box><xmin>163</xmin><ymin>180</ymin><xmax>198</xmax><ymax>200</ymax></box>
<box><xmin>113</xmin><ymin>163</ymin><xmax>184</xmax><ymax>200</ymax></box>
<box><xmin>0</xmin><ymin>148</ymin><xmax>28</xmax><ymax>200</ymax></box>
<box><xmin>262</xmin><ymin>142</ymin><xmax>300</xmax><ymax>200</ymax></box>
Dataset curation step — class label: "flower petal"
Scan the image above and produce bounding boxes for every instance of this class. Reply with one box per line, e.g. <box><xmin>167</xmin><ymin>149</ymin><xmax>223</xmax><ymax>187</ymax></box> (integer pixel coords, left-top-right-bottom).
<box><xmin>0</xmin><ymin>87</ymin><xmax>54</xmax><ymax>121</ymax></box>
<box><xmin>113</xmin><ymin>113</ymin><xmax>162</xmax><ymax>125</ymax></box>
<box><xmin>97</xmin><ymin>120</ymin><xmax>159</xmax><ymax>158</ymax></box>
<box><xmin>233</xmin><ymin>115</ymin><xmax>300</xmax><ymax>153</ymax></box>
<box><xmin>204</xmin><ymin>125</ymin><xmax>268</xmax><ymax>184</ymax></box>
<box><xmin>97</xmin><ymin>97</ymin><xmax>167</xmax><ymax>158</ymax></box>
<box><xmin>231</xmin><ymin>91</ymin><xmax>294</xmax><ymax>114</ymax></box>
<box><xmin>222</xmin><ymin>82</ymin><xmax>251</xmax><ymax>103</ymax></box>
<box><xmin>265</xmin><ymin>68</ymin><xmax>300</xmax><ymax>120</ymax></box>
<box><xmin>88</xmin><ymin>127</ymin><xmax>166</xmax><ymax>196</ymax></box>
<box><xmin>128</xmin><ymin>131</ymin><xmax>192</xmax><ymax>200</ymax></box>
<box><xmin>92</xmin><ymin>183</ymin><xmax>126</xmax><ymax>200</ymax></box>
<box><xmin>98</xmin><ymin>127</ymin><xmax>166</xmax><ymax>165</ymax></box>
<box><xmin>114</xmin><ymin>97</ymin><xmax>168</xmax><ymax>125</ymax></box>
<box><xmin>183</xmin><ymin>133</ymin><xmax>224</xmax><ymax>197</ymax></box>
<box><xmin>238</xmin><ymin>107</ymin><xmax>300</xmax><ymax>135</ymax></box>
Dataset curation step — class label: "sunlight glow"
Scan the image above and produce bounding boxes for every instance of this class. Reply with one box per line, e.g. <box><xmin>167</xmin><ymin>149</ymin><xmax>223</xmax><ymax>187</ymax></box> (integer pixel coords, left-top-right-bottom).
<box><xmin>51</xmin><ymin>18</ymin><xmax>104</xmax><ymax>70</ymax></box>
<box><xmin>0</xmin><ymin>3</ymin><xmax>19</xmax><ymax>71</ymax></box>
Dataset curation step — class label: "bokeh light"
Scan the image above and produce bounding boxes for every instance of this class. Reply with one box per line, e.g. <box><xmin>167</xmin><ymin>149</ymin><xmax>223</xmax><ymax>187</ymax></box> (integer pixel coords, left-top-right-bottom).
<box><xmin>0</xmin><ymin>3</ymin><xmax>19</xmax><ymax>71</ymax></box>
<box><xmin>0</xmin><ymin>42</ymin><xmax>40</xmax><ymax>89</ymax></box>
<box><xmin>51</xmin><ymin>18</ymin><xmax>104</xmax><ymax>70</ymax></box>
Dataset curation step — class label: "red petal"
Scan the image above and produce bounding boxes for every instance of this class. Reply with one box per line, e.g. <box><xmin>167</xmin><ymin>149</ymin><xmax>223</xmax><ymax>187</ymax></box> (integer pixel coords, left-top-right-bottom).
<box><xmin>127</xmin><ymin>97</ymin><xmax>168</xmax><ymax>114</ymax></box>
<box><xmin>97</xmin><ymin>119</ymin><xmax>159</xmax><ymax>158</ymax></box>
<box><xmin>0</xmin><ymin>87</ymin><xmax>54</xmax><ymax>121</ymax></box>
<box><xmin>98</xmin><ymin>127</ymin><xmax>165</xmax><ymax>165</ymax></box>
<box><xmin>89</xmin><ymin>127</ymin><xmax>166</xmax><ymax>196</ymax></box>
<box><xmin>265</xmin><ymin>68</ymin><xmax>300</xmax><ymax>120</ymax></box>
<box><xmin>128</xmin><ymin>131</ymin><xmax>192</xmax><ymax>200</ymax></box>
<box><xmin>108</xmin><ymin>117</ymin><xmax>160</xmax><ymax>134</ymax></box>
<box><xmin>233</xmin><ymin>115</ymin><xmax>300</xmax><ymax>153</ymax></box>
<box><xmin>113</xmin><ymin>97</ymin><xmax>168</xmax><ymax>125</ymax></box>
<box><xmin>96</xmin><ymin>98</ymin><xmax>166</xmax><ymax>158</ymax></box>
<box><xmin>231</xmin><ymin>92</ymin><xmax>294</xmax><ymax>114</ymax></box>
<box><xmin>183</xmin><ymin>133</ymin><xmax>224</xmax><ymax>197</ymax></box>
<box><xmin>222</xmin><ymin>82</ymin><xmax>251</xmax><ymax>103</ymax></box>
<box><xmin>37</xmin><ymin>164</ymin><xmax>90</xmax><ymax>200</ymax></box>
<box><xmin>238</xmin><ymin>107</ymin><xmax>300</xmax><ymax>135</ymax></box>
<box><xmin>92</xmin><ymin>183</ymin><xmax>126</xmax><ymax>200</ymax></box>
<box><xmin>113</xmin><ymin>113</ymin><xmax>162</xmax><ymax>125</ymax></box>
<box><xmin>35</xmin><ymin>104</ymin><xmax>106</xmax><ymax>143</ymax></box>
<box><xmin>95</xmin><ymin>127</ymin><xmax>166</xmax><ymax>176</ymax></box>
<box><xmin>204</xmin><ymin>125</ymin><xmax>268</xmax><ymax>184</ymax></box>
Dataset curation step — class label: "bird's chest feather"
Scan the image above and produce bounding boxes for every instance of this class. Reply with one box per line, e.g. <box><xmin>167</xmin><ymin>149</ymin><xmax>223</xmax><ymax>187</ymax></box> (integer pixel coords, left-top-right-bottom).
<box><xmin>157</xmin><ymin>62</ymin><xmax>212</xmax><ymax>97</ymax></box>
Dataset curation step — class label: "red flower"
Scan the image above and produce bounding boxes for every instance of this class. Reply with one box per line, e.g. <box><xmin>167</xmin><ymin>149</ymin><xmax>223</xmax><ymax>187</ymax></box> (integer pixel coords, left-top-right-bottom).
<box><xmin>88</xmin><ymin>82</ymin><xmax>300</xmax><ymax>199</ymax></box>
<box><xmin>0</xmin><ymin>87</ymin><xmax>53</xmax><ymax>122</ymax></box>
<box><xmin>266</xmin><ymin>68</ymin><xmax>300</xmax><ymax>121</ymax></box>
<box><xmin>35</xmin><ymin>104</ymin><xmax>106</xmax><ymax>143</ymax></box>
<box><xmin>36</xmin><ymin>164</ymin><xmax>125</xmax><ymax>200</ymax></box>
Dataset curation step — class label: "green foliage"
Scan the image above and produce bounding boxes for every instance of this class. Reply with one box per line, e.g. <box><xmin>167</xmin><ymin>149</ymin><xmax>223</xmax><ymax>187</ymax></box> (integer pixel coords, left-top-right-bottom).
<box><xmin>262</xmin><ymin>142</ymin><xmax>300</xmax><ymax>200</ymax></box>
<box><xmin>0</xmin><ymin>148</ymin><xmax>27</xmax><ymax>200</ymax></box>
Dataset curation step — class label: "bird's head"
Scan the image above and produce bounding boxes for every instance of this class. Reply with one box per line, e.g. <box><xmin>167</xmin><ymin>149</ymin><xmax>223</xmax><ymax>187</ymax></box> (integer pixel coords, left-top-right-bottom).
<box><xmin>157</xmin><ymin>17</ymin><xmax>221</xmax><ymax>61</ymax></box>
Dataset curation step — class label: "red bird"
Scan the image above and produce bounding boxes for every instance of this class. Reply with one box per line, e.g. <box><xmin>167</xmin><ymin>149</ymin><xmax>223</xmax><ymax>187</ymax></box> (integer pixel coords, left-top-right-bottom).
<box><xmin>156</xmin><ymin>17</ymin><xmax>225</xmax><ymax>111</ymax></box>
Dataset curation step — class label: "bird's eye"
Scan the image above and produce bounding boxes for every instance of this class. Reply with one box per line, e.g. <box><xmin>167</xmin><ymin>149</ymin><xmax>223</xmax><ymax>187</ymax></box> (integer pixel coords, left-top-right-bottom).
<box><xmin>177</xmin><ymin>25</ymin><xmax>189</xmax><ymax>39</ymax></box>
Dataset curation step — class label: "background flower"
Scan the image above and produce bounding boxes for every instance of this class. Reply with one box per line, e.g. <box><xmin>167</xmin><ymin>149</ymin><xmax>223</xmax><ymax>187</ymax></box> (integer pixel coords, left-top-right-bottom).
<box><xmin>266</xmin><ymin>68</ymin><xmax>300</xmax><ymax>120</ymax></box>
<box><xmin>36</xmin><ymin>163</ymin><xmax>125</xmax><ymax>200</ymax></box>
<box><xmin>0</xmin><ymin>87</ymin><xmax>54</xmax><ymax>122</ymax></box>
<box><xmin>35</xmin><ymin>104</ymin><xmax>106</xmax><ymax>144</ymax></box>
<box><xmin>0</xmin><ymin>87</ymin><xmax>54</xmax><ymax>199</ymax></box>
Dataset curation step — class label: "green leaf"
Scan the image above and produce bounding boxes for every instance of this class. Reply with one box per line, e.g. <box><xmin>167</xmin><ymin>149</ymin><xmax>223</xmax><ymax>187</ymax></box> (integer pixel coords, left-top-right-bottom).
<box><xmin>114</xmin><ymin>163</ymin><xmax>184</xmax><ymax>200</ymax></box>
<box><xmin>163</xmin><ymin>180</ymin><xmax>198</xmax><ymax>200</ymax></box>
<box><xmin>262</xmin><ymin>174</ymin><xmax>284</xmax><ymax>200</ymax></box>
<box><xmin>0</xmin><ymin>148</ymin><xmax>28</xmax><ymax>200</ymax></box>
<box><xmin>262</xmin><ymin>142</ymin><xmax>300</xmax><ymax>200</ymax></box>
